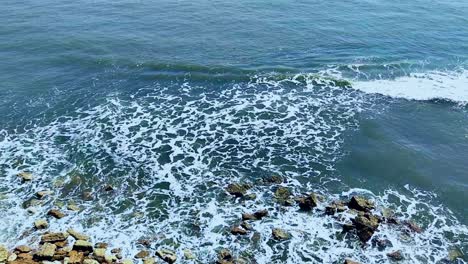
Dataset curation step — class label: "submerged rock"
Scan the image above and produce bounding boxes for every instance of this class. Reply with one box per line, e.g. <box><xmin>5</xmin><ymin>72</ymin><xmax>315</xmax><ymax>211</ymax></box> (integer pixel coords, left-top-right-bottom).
<box><xmin>296</xmin><ymin>193</ymin><xmax>319</xmax><ymax>211</ymax></box>
<box><xmin>348</xmin><ymin>196</ymin><xmax>375</xmax><ymax>212</ymax></box>
<box><xmin>448</xmin><ymin>247</ymin><xmax>464</xmax><ymax>261</ymax></box>
<box><xmin>262</xmin><ymin>175</ymin><xmax>283</xmax><ymax>184</ymax></box>
<box><xmin>226</xmin><ymin>183</ymin><xmax>251</xmax><ymax>197</ymax></box>
<box><xmin>274</xmin><ymin>187</ymin><xmax>291</xmax><ymax>200</ymax></box>
<box><xmin>183</xmin><ymin>249</ymin><xmax>195</xmax><ymax>260</ymax></box>
<box><xmin>34</xmin><ymin>219</ymin><xmax>49</xmax><ymax>230</ymax></box>
<box><xmin>387</xmin><ymin>250</ymin><xmax>404</xmax><ymax>261</ymax></box>
<box><xmin>403</xmin><ymin>220</ymin><xmax>423</xmax><ymax>233</ymax></box>
<box><xmin>47</xmin><ymin>209</ymin><xmax>66</xmax><ymax>219</ymax></box>
<box><xmin>230</xmin><ymin>226</ymin><xmax>248</xmax><ymax>235</ymax></box>
<box><xmin>18</xmin><ymin>172</ymin><xmax>33</xmax><ymax>181</ymax></box>
<box><xmin>67</xmin><ymin>204</ymin><xmax>81</xmax><ymax>212</ymax></box>
<box><xmin>156</xmin><ymin>249</ymin><xmax>177</xmax><ymax>264</ymax></box>
<box><xmin>272</xmin><ymin>228</ymin><xmax>289</xmax><ymax>240</ymax></box>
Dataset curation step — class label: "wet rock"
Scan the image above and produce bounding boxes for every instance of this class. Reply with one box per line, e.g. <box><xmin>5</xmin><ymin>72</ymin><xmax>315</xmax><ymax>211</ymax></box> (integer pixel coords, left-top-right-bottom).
<box><xmin>348</xmin><ymin>196</ymin><xmax>374</xmax><ymax>212</ymax></box>
<box><xmin>226</xmin><ymin>183</ymin><xmax>251</xmax><ymax>197</ymax></box>
<box><xmin>272</xmin><ymin>228</ymin><xmax>289</xmax><ymax>240</ymax></box>
<box><xmin>92</xmin><ymin>248</ymin><xmax>106</xmax><ymax>260</ymax></box>
<box><xmin>18</xmin><ymin>172</ymin><xmax>33</xmax><ymax>181</ymax></box>
<box><xmin>251</xmin><ymin>232</ymin><xmax>261</xmax><ymax>245</ymax></box>
<box><xmin>372</xmin><ymin>238</ymin><xmax>393</xmax><ymax>251</ymax></box>
<box><xmin>110</xmin><ymin>248</ymin><xmax>121</xmax><ymax>254</ymax></box>
<box><xmin>121</xmin><ymin>259</ymin><xmax>133</xmax><ymax>264</ymax></box>
<box><xmin>344</xmin><ymin>259</ymin><xmax>360</xmax><ymax>264</ymax></box>
<box><xmin>448</xmin><ymin>247</ymin><xmax>464</xmax><ymax>261</ymax></box>
<box><xmin>94</xmin><ymin>243</ymin><xmax>108</xmax><ymax>249</ymax></box>
<box><xmin>274</xmin><ymin>187</ymin><xmax>291</xmax><ymax>200</ymax></box>
<box><xmin>156</xmin><ymin>249</ymin><xmax>177</xmax><ymax>263</ymax></box>
<box><xmin>67</xmin><ymin>204</ymin><xmax>80</xmax><ymax>212</ymax></box>
<box><xmin>83</xmin><ymin>259</ymin><xmax>99</xmax><ymax>264</ymax></box>
<box><xmin>387</xmin><ymin>250</ymin><xmax>404</xmax><ymax>261</ymax></box>
<box><xmin>67</xmin><ymin>229</ymin><xmax>90</xmax><ymax>241</ymax></box>
<box><xmin>135</xmin><ymin>250</ymin><xmax>150</xmax><ymax>259</ymax></box>
<box><xmin>22</xmin><ymin>198</ymin><xmax>44</xmax><ymax>209</ymax></box>
<box><xmin>35</xmin><ymin>243</ymin><xmax>57</xmax><ymax>260</ymax></box>
<box><xmin>242</xmin><ymin>213</ymin><xmax>256</xmax><ymax>221</ymax></box>
<box><xmin>73</xmin><ymin>240</ymin><xmax>93</xmax><ymax>252</ymax></box>
<box><xmin>342</xmin><ymin>223</ymin><xmax>355</xmax><ymax>232</ymax></box>
<box><xmin>240</xmin><ymin>221</ymin><xmax>252</xmax><ymax>231</ymax></box>
<box><xmin>54</xmin><ymin>241</ymin><xmax>68</xmax><ymax>248</ymax></box>
<box><xmin>36</xmin><ymin>190</ymin><xmax>53</xmax><ymax>199</ymax></box>
<box><xmin>0</xmin><ymin>245</ymin><xmax>8</xmax><ymax>262</ymax></box>
<box><xmin>385</xmin><ymin>217</ymin><xmax>400</xmax><ymax>225</ymax></box>
<box><xmin>41</xmin><ymin>232</ymin><xmax>69</xmax><ymax>243</ymax></box>
<box><xmin>403</xmin><ymin>220</ymin><xmax>422</xmax><ymax>233</ymax></box>
<box><xmin>143</xmin><ymin>257</ymin><xmax>156</xmax><ymax>264</ymax></box>
<box><xmin>47</xmin><ymin>209</ymin><xmax>66</xmax><ymax>219</ymax></box>
<box><xmin>34</xmin><ymin>219</ymin><xmax>49</xmax><ymax>229</ymax></box>
<box><xmin>105</xmin><ymin>254</ymin><xmax>118</xmax><ymax>263</ymax></box>
<box><xmin>217</xmin><ymin>249</ymin><xmax>233</xmax><ymax>263</ymax></box>
<box><xmin>242</xmin><ymin>209</ymin><xmax>268</xmax><ymax>221</ymax></box>
<box><xmin>296</xmin><ymin>193</ymin><xmax>319</xmax><ymax>211</ymax></box>
<box><xmin>82</xmin><ymin>192</ymin><xmax>93</xmax><ymax>201</ymax></box>
<box><xmin>136</xmin><ymin>239</ymin><xmax>151</xmax><ymax>247</ymax></box>
<box><xmin>16</xmin><ymin>245</ymin><xmax>32</xmax><ymax>253</ymax></box>
<box><xmin>183</xmin><ymin>249</ymin><xmax>195</xmax><ymax>260</ymax></box>
<box><xmin>68</xmin><ymin>251</ymin><xmax>84</xmax><ymax>264</ymax></box>
<box><xmin>8</xmin><ymin>253</ymin><xmax>17</xmax><ymax>262</ymax></box>
<box><xmin>352</xmin><ymin>213</ymin><xmax>380</xmax><ymax>243</ymax></box>
<box><xmin>104</xmin><ymin>185</ymin><xmax>114</xmax><ymax>192</ymax></box>
<box><xmin>230</xmin><ymin>226</ymin><xmax>248</xmax><ymax>235</ymax></box>
<box><xmin>262</xmin><ymin>175</ymin><xmax>283</xmax><ymax>184</ymax></box>
<box><xmin>325</xmin><ymin>201</ymin><xmax>347</xmax><ymax>215</ymax></box>
<box><xmin>244</xmin><ymin>193</ymin><xmax>257</xmax><ymax>200</ymax></box>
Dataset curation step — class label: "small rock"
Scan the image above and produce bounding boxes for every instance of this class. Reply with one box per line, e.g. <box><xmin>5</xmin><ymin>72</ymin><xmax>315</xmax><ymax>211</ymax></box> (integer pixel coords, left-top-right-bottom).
<box><xmin>242</xmin><ymin>209</ymin><xmax>268</xmax><ymax>221</ymax></box>
<box><xmin>244</xmin><ymin>193</ymin><xmax>257</xmax><ymax>200</ymax></box>
<box><xmin>0</xmin><ymin>245</ymin><xmax>9</xmax><ymax>262</ymax></box>
<box><xmin>35</xmin><ymin>243</ymin><xmax>57</xmax><ymax>260</ymax></box>
<box><xmin>67</xmin><ymin>204</ymin><xmax>81</xmax><ymax>212</ymax></box>
<box><xmin>94</xmin><ymin>243</ymin><xmax>108</xmax><ymax>249</ymax></box>
<box><xmin>183</xmin><ymin>249</ymin><xmax>195</xmax><ymax>260</ymax></box>
<box><xmin>218</xmin><ymin>249</ymin><xmax>232</xmax><ymax>261</ymax></box>
<box><xmin>344</xmin><ymin>259</ymin><xmax>360</xmax><ymax>264</ymax></box>
<box><xmin>83</xmin><ymin>259</ymin><xmax>99</xmax><ymax>264</ymax></box>
<box><xmin>104</xmin><ymin>254</ymin><xmax>118</xmax><ymax>263</ymax></box>
<box><xmin>8</xmin><ymin>253</ymin><xmax>18</xmax><ymax>262</ymax></box>
<box><xmin>448</xmin><ymin>247</ymin><xmax>464</xmax><ymax>261</ymax></box>
<box><xmin>110</xmin><ymin>248</ymin><xmax>121</xmax><ymax>254</ymax></box>
<box><xmin>135</xmin><ymin>250</ymin><xmax>149</xmax><ymax>259</ymax></box>
<box><xmin>387</xmin><ymin>250</ymin><xmax>404</xmax><ymax>261</ymax></box>
<box><xmin>272</xmin><ymin>228</ymin><xmax>289</xmax><ymax>240</ymax></box>
<box><xmin>67</xmin><ymin>229</ymin><xmax>90</xmax><ymax>241</ymax></box>
<box><xmin>240</xmin><ymin>221</ymin><xmax>252</xmax><ymax>230</ymax></box>
<box><xmin>263</xmin><ymin>175</ymin><xmax>283</xmax><ymax>184</ymax></box>
<box><xmin>122</xmin><ymin>259</ymin><xmax>133</xmax><ymax>264</ymax></box>
<box><xmin>34</xmin><ymin>219</ymin><xmax>49</xmax><ymax>229</ymax></box>
<box><xmin>136</xmin><ymin>239</ymin><xmax>151</xmax><ymax>247</ymax></box>
<box><xmin>403</xmin><ymin>220</ymin><xmax>422</xmax><ymax>233</ymax></box>
<box><xmin>296</xmin><ymin>193</ymin><xmax>319</xmax><ymax>211</ymax></box>
<box><xmin>325</xmin><ymin>201</ymin><xmax>347</xmax><ymax>215</ymax></box>
<box><xmin>352</xmin><ymin>213</ymin><xmax>380</xmax><ymax>243</ymax></box>
<box><xmin>104</xmin><ymin>185</ymin><xmax>114</xmax><ymax>192</ymax></box>
<box><xmin>15</xmin><ymin>245</ymin><xmax>32</xmax><ymax>253</ymax></box>
<box><xmin>274</xmin><ymin>187</ymin><xmax>291</xmax><ymax>200</ymax></box>
<box><xmin>242</xmin><ymin>213</ymin><xmax>256</xmax><ymax>221</ymax></box>
<box><xmin>82</xmin><ymin>191</ymin><xmax>93</xmax><ymax>201</ymax></box>
<box><xmin>68</xmin><ymin>251</ymin><xmax>84</xmax><ymax>264</ymax></box>
<box><xmin>348</xmin><ymin>196</ymin><xmax>375</xmax><ymax>212</ymax></box>
<box><xmin>37</xmin><ymin>190</ymin><xmax>53</xmax><ymax>199</ymax></box>
<box><xmin>47</xmin><ymin>209</ymin><xmax>66</xmax><ymax>219</ymax></box>
<box><xmin>226</xmin><ymin>183</ymin><xmax>251</xmax><ymax>197</ymax></box>
<box><xmin>41</xmin><ymin>232</ymin><xmax>69</xmax><ymax>243</ymax></box>
<box><xmin>374</xmin><ymin>238</ymin><xmax>393</xmax><ymax>251</ymax></box>
<box><xmin>143</xmin><ymin>257</ymin><xmax>156</xmax><ymax>264</ymax></box>
<box><xmin>18</xmin><ymin>172</ymin><xmax>33</xmax><ymax>181</ymax></box>
<box><xmin>54</xmin><ymin>241</ymin><xmax>68</xmax><ymax>248</ymax></box>
<box><xmin>156</xmin><ymin>249</ymin><xmax>177</xmax><ymax>264</ymax></box>
<box><xmin>252</xmin><ymin>232</ymin><xmax>261</xmax><ymax>245</ymax></box>
<box><xmin>73</xmin><ymin>240</ymin><xmax>93</xmax><ymax>252</ymax></box>
<box><xmin>93</xmin><ymin>248</ymin><xmax>106</xmax><ymax>259</ymax></box>
<box><xmin>230</xmin><ymin>226</ymin><xmax>248</xmax><ymax>235</ymax></box>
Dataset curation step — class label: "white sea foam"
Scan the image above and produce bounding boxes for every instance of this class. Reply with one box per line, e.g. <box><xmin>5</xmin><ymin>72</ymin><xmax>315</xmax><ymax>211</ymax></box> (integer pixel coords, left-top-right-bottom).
<box><xmin>0</xmin><ymin>75</ymin><xmax>466</xmax><ymax>263</ymax></box>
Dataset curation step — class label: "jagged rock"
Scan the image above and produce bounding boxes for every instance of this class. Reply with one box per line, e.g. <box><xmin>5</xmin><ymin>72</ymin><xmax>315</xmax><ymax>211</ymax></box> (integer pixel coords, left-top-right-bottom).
<box><xmin>387</xmin><ymin>250</ymin><xmax>404</xmax><ymax>261</ymax></box>
<box><xmin>8</xmin><ymin>253</ymin><xmax>17</xmax><ymax>262</ymax></box>
<box><xmin>18</xmin><ymin>172</ymin><xmax>33</xmax><ymax>181</ymax></box>
<box><xmin>41</xmin><ymin>232</ymin><xmax>69</xmax><ymax>243</ymax></box>
<box><xmin>348</xmin><ymin>196</ymin><xmax>374</xmax><ymax>212</ymax></box>
<box><xmin>37</xmin><ymin>191</ymin><xmax>53</xmax><ymax>199</ymax></box>
<box><xmin>47</xmin><ymin>209</ymin><xmax>66</xmax><ymax>219</ymax></box>
<box><xmin>403</xmin><ymin>220</ymin><xmax>422</xmax><ymax>233</ymax></box>
<box><xmin>135</xmin><ymin>250</ymin><xmax>150</xmax><ymax>259</ymax></box>
<box><xmin>352</xmin><ymin>213</ymin><xmax>380</xmax><ymax>243</ymax></box>
<box><xmin>67</xmin><ymin>204</ymin><xmax>80</xmax><ymax>212</ymax></box>
<box><xmin>94</xmin><ymin>243</ymin><xmax>108</xmax><ymax>249</ymax></box>
<box><xmin>240</xmin><ymin>221</ymin><xmax>252</xmax><ymax>230</ymax></box>
<box><xmin>83</xmin><ymin>259</ymin><xmax>99</xmax><ymax>264</ymax></box>
<box><xmin>16</xmin><ymin>246</ymin><xmax>32</xmax><ymax>253</ymax></box>
<box><xmin>325</xmin><ymin>201</ymin><xmax>347</xmax><ymax>215</ymax></box>
<box><xmin>0</xmin><ymin>245</ymin><xmax>8</xmax><ymax>262</ymax></box>
<box><xmin>156</xmin><ymin>249</ymin><xmax>177</xmax><ymax>263</ymax></box>
<box><xmin>272</xmin><ymin>228</ymin><xmax>289</xmax><ymax>240</ymax></box>
<box><xmin>226</xmin><ymin>183</ymin><xmax>251</xmax><ymax>197</ymax></box>
<box><xmin>296</xmin><ymin>193</ymin><xmax>319</xmax><ymax>211</ymax></box>
<box><xmin>143</xmin><ymin>257</ymin><xmax>156</xmax><ymax>264</ymax></box>
<box><xmin>68</xmin><ymin>251</ymin><xmax>84</xmax><ymax>264</ymax></box>
<box><xmin>263</xmin><ymin>175</ymin><xmax>283</xmax><ymax>184</ymax></box>
<box><xmin>73</xmin><ymin>240</ymin><xmax>93</xmax><ymax>252</ymax></box>
<box><xmin>34</xmin><ymin>219</ymin><xmax>48</xmax><ymax>229</ymax></box>
<box><xmin>183</xmin><ymin>249</ymin><xmax>195</xmax><ymax>260</ymax></box>
<box><xmin>67</xmin><ymin>229</ymin><xmax>90</xmax><ymax>241</ymax></box>
<box><xmin>35</xmin><ymin>243</ymin><xmax>57</xmax><ymax>260</ymax></box>
<box><xmin>344</xmin><ymin>259</ymin><xmax>360</xmax><ymax>264</ymax></box>
<box><xmin>230</xmin><ymin>226</ymin><xmax>248</xmax><ymax>235</ymax></box>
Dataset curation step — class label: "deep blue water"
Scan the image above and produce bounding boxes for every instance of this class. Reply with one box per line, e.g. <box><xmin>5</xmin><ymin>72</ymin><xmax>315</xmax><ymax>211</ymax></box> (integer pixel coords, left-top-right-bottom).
<box><xmin>0</xmin><ymin>0</ymin><xmax>467</xmax><ymax>263</ymax></box>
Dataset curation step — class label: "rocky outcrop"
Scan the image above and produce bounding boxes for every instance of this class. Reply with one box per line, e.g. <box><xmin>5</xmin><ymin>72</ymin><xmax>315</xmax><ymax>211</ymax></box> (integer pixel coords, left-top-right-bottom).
<box><xmin>296</xmin><ymin>193</ymin><xmax>319</xmax><ymax>211</ymax></box>
<box><xmin>348</xmin><ymin>196</ymin><xmax>374</xmax><ymax>212</ymax></box>
<box><xmin>226</xmin><ymin>183</ymin><xmax>251</xmax><ymax>197</ymax></box>
<box><xmin>351</xmin><ymin>213</ymin><xmax>380</xmax><ymax>243</ymax></box>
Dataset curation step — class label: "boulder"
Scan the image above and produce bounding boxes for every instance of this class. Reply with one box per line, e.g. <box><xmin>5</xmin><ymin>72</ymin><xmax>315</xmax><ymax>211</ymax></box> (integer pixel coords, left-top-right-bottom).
<box><xmin>18</xmin><ymin>172</ymin><xmax>33</xmax><ymax>181</ymax></box>
<box><xmin>52</xmin><ymin>249</ymin><xmax>68</xmax><ymax>261</ymax></box>
<box><xmin>15</xmin><ymin>246</ymin><xmax>32</xmax><ymax>253</ymax></box>
<box><xmin>230</xmin><ymin>226</ymin><xmax>248</xmax><ymax>235</ymax></box>
<box><xmin>240</xmin><ymin>221</ymin><xmax>252</xmax><ymax>231</ymax></box>
<box><xmin>134</xmin><ymin>250</ymin><xmax>150</xmax><ymax>259</ymax></box>
<box><xmin>83</xmin><ymin>259</ymin><xmax>99</xmax><ymax>264</ymax></box>
<box><xmin>387</xmin><ymin>250</ymin><xmax>404</xmax><ymax>261</ymax></box>
<box><xmin>68</xmin><ymin>251</ymin><xmax>84</xmax><ymax>264</ymax></box>
<box><xmin>183</xmin><ymin>249</ymin><xmax>195</xmax><ymax>260</ymax></box>
<box><xmin>67</xmin><ymin>229</ymin><xmax>90</xmax><ymax>241</ymax></box>
<box><xmin>403</xmin><ymin>220</ymin><xmax>422</xmax><ymax>233</ymax></box>
<box><xmin>17</xmin><ymin>253</ymin><xmax>34</xmax><ymax>260</ymax></box>
<box><xmin>41</xmin><ymin>232</ymin><xmax>69</xmax><ymax>243</ymax></box>
<box><xmin>296</xmin><ymin>193</ymin><xmax>319</xmax><ymax>211</ymax></box>
<box><xmin>156</xmin><ymin>249</ymin><xmax>177</xmax><ymax>264</ymax></box>
<box><xmin>272</xmin><ymin>228</ymin><xmax>289</xmax><ymax>240</ymax></box>
<box><xmin>325</xmin><ymin>201</ymin><xmax>347</xmax><ymax>215</ymax></box>
<box><xmin>0</xmin><ymin>245</ymin><xmax>8</xmax><ymax>262</ymax></box>
<box><xmin>35</xmin><ymin>243</ymin><xmax>57</xmax><ymax>260</ymax></box>
<box><xmin>8</xmin><ymin>253</ymin><xmax>17</xmax><ymax>262</ymax></box>
<box><xmin>226</xmin><ymin>183</ymin><xmax>251</xmax><ymax>197</ymax></box>
<box><xmin>93</xmin><ymin>248</ymin><xmax>106</xmax><ymax>260</ymax></box>
<box><xmin>48</xmin><ymin>209</ymin><xmax>66</xmax><ymax>219</ymax></box>
<box><xmin>143</xmin><ymin>257</ymin><xmax>156</xmax><ymax>264</ymax></box>
<box><xmin>348</xmin><ymin>196</ymin><xmax>374</xmax><ymax>212</ymax></box>
<box><xmin>344</xmin><ymin>259</ymin><xmax>360</xmax><ymax>264</ymax></box>
<box><xmin>73</xmin><ymin>240</ymin><xmax>93</xmax><ymax>252</ymax></box>
<box><xmin>242</xmin><ymin>209</ymin><xmax>268</xmax><ymax>221</ymax></box>
<box><xmin>352</xmin><ymin>214</ymin><xmax>380</xmax><ymax>243</ymax></box>
<box><xmin>34</xmin><ymin>219</ymin><xmax>49</xmax><ymax>229</ymax></box>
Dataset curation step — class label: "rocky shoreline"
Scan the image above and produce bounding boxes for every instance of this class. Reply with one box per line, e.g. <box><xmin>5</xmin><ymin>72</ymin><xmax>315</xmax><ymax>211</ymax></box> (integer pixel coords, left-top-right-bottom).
<box><xmin>1</xmin><ymin>173</ymin><xmax>464</xmax><ymax>264</ymax></box>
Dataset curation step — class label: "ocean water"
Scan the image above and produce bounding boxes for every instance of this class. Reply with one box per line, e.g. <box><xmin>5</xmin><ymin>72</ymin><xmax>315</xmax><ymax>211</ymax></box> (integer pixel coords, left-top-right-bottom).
<box><xmin>0</xmin><ymin>0</ymin><xmax>467</xmax><ymax>263</ymax></box>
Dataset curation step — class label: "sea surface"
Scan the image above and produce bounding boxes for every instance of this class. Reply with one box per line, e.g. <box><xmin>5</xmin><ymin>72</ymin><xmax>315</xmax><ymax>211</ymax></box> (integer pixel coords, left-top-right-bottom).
<box><xmin>0</xmin><ymin>0</ymin><xmax>467</xmax><ymax>263</ymax></box>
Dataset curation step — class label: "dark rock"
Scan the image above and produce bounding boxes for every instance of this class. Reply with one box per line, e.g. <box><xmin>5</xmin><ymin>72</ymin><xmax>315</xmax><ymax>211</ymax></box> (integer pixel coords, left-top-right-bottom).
<box><xmin>136</xmin><ymin>239</ymin><xmax>152</xmax><ymax>247</ymax></box>
<box><xmin>94</xmin><ymin>243</ymin><xmax>108</xmax><ymax>249</ymax></box>
<box><xmin>226</xmin><ymin>183</ymin><xmax>251</xmax><ymax>197</ymax></box>
<box><xmin>47</xmin><ymin>209</ymin><xmax>66</xmax><ymax>219</ymax></box>
<box><xmin>274</xmin><ymin>187</ymin><xmax>291</xmax><ymax>200</ymax></box>
<box><xmin>373</xmin><ymin>238</ymin><xmax>393</xmax><ymax>250</ymax></box>
<box><xmin>230</xmin><ymin>226</ymin><xmax>248</xmax><ymax>235</ymax></box>
<box><xmin>272</xmin><ymin>228</ymin><xmax>289</xmax><ymax>240</ymax></box>
<box><xmin>344</xmin><ymin>259</ymin><xmax>360</xmax><ymax>264</ymax></box>
<box><xmin>325</xmin><ymin>201</ymin><xmax>347</xmax><ymax>215</ymax></box>
<box><xmin>387</xmin><ymin>250</ymin><xmax>404</xmax><ymax>261</ymax></box>
<box><xmin>352</xmin><ymin>213</ymin><xmax>380</xmax><ymax>243</ymax></box>
<box><xmin>73</xmin><ymin>240</ymin><xmax>94</xmax><ymax>252</ymax></box>
<box><xmin>240</xmin><ymin>221</ymin><xmax>252</xmax><ymax>231</ymax></box>
<box><xmin>348</xmin><ymin>196</ymin><xmax>374</xmax><ymax>212</ymax></box>
<box><xmin>242</xmin><ymin>209</ymin><xmax>268</xmax><ymax>221</ymax></box>
<box><xmin>403</xmin><ymin>220</ymin><xmax>422</xmax><ymax>233</ymax></box>
<box><xmin>82</xmin><ymin>191</ymin><xmax>94</xmax><ymax>201</ymax></box>
<box><xmin>342</xmin><ymin>223</ymin><xmax>355</xmax><ymax>232</ymax></box>
<box><xmin>263</xmin><ymin>175</ymin><xmax>283</xmax><ymax>184</ymax></box>
<box><xmin>104</xmin><ymin>185</ymin><xmax>114</xmax><ymax>192</ymax></box>
<box><xmin>217</xmin><ymin>249</ymin><xmax>233</xmax><ymax>263</ymax></box>
<box><xmin>296</xmin><ymin>193</ymin><xmax>319</xmax><ymax>211</ymax></box>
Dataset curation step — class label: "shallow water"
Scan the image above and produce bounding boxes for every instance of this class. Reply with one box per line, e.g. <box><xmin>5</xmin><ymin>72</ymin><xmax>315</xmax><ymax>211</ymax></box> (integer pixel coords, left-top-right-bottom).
<box><xmin>0</xmin><ymin>0</ymin><xmax>467</xmax><ymax>263</ymax></box>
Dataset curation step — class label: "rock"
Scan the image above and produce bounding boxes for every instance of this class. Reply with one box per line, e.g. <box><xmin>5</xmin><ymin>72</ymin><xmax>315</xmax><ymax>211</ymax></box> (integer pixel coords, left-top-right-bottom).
<box><xmin>296</xmin><ymin>193</ymin><xmax>319</xmax><ymax>211</ymax></box>
<box><xmin>67</xmin><ymin>229</ymin><xmax>90</xmax><ymax>241</ymax></box>
<box><xmin>10</xmin><ymin>260</ymin><xmax>38</xmax><ymax>264</ymax></box>
<box><xmin>37</xmin><ymin>191</ymin><xmax>53</xmax><ymax>199</ymax></box>
<box><xmin>82</xmin><ymin>192</ymin><xmax>93</xmax><ymax>201</ymax></box>
<box><xmin>272</xmin><ymin>228</ymin><xmax>289</xmax><ymax>240</ymax></box>
<box><xmin>230</xmin><ymin>226</ymin><xmax>248</xmax><ymax>235</ymax></box>
<box><xmin>136</xmin><ymin>239</ymin><xmax>151</xmax><ymax>247</ymax></box>
<box><xmin>17</xmin><ymin>253</ymin><xmax>34</xmax><ymax>260</ymax></box>
<box><xmin>344</xmin><ymin>259</ymin><xmax>360</xmax><ymax>264</ymax></box>
<box><xmin>48</xmin><ymin>209</ymin><xmax>66</xmax><ymax>219</ymax></box>
<box><xmin>18</xmin><ymin>172</ymin><xmax>33</xmax><ymax>181</ymax></box>
<box><xmin>103</xmin><ymin>185</ymin><xmax>114</xmax><ymax>192</ymax></box>
<box><xmin>110</xmin><ymin>248</ymin><xmax>121</xmax><ymax>254</ymax></box>
<box><xmin>93</xmin><ymin>248</ymin><xmax>106</xmax><ymax>259</ymax></box>
<box><xmin>54</xmin><ymin>241</ymin><xmax>68</xmax><ymax>248</ymax></box>
<box><xmin>135</xmin><ymin>250</ymin><xmax>150</xmax><ymax>259</ymax></box>
<box><xmin>94</xmin><ymin>243</ymin><xmax>108</xmax><ymax>249</ymax></box>
<box><xmin>183</xmin><ymin>249</ymin><xmax>195</xmax><ymax>260</ymax></box>
<box><xmin>68</xmin><ymin>251</ymin><xmax>84</xmax><ymax>264</ymax></box>
<box><xmin>16</xmin><ymin>246</ymin><xmax>32</xmax><ymax>253</ymax></box>
<box><xmin>41</xmin><ymin>232</ymin><xmax>69</xmax><ymax>243</ymax></box>
<box><xmin>242</xmin><ymin>209</ymin><xmax>268</xmax><ymax>221</ymax></box>
<box><xmin>67</xmin><ymin>204</ymin><xmax>81</xmax><ymax>212</ymax></box>
<box><xmin>263</xmin><ymin>175</ymin><xmax>283</xmax><ymax>184</ymax></box>
<box><xmin>73</xmin><ymin>240</ymin><xmax>93</xmax><ymax>252</ymax></box>
<box><xmin>387</xmin><ymin>250</ymin><xmax>404</xmax><ymax>261</ymax></box>
<box><xmin>403</xmin><ymin>220</ymin><xmax>422</xmax><ymax>233</ymax></box>
<box><xmin>373</xmin><ymin>238</ymin><xmax>393</xmax><ymax>251</ymax></box>
<box><xmin>274</xmin><ymin>187</ymin><xmax>291</xmax><ymax>200</ymax></box>
<box><xmin>156</xmin><ymin>249</ymin><xmax>177</xmax><ymax>264</ymax></box>
<box><xmin>52</xmin><ymin>249</ymin><xmax>68</xmax><ymax>261</ymax></box>
<box><xmin>244</xmin><ymin>193</ymin><xmax>257</xmax><ymax>200</ymax></box>
<box><xmin>122</xmin><ymin>259</ymin><xmax>133</xmax><ymax>264</ymax></box>
<box><xmin>104</xmin><ymin>254</ymin><xmax>118</xmax><ymax>263</ymax></box>
<box><xmin>34</xmin><ymin>219</ymin><xmax>49</xmax><ymax>229</ymax></box>
<box><xmin>143</xmin><ymin>257</ymin><xmax>156</xmax><ymax>264</ymax></box>
<box><xmin>0</xmin><ymin>245</ymin><xmax>8</xmax><ymax>262</ymax></box>
<box><xmin>242</xmin><ymin>213</ymin><xmax>256</xmax><ymax>221</ymax></box>
<box><xmin>240</xmin><ymin>221</ymin><xmax>252</xmax><ymax>231</ymax></box>
<box><xmin>27</xmin><ymin>207</ymin><xmax>37</xmax><ymax>215</ymax></box>
<box><xmin>22</xmin><ymin>198</ymin><xmax>44</xmax><ymax>208</ymax></box>
<box><xmin>217</xmin><ymin>249</ymin><xmax>232</xmax><ymax>262</ymax></box>
<box><xmin>325</xmin><ymin>201</ymin><xmax>347</xmax><ymax>215</ymax></box>
<box><xmin>348</xmin><ymin>196</ymin><xmax>374</xmax><ymax>212</ymax></box>
<box><xmin>226</xmin><ymin>183</ymin><xmax>251</xmax><ymax>197</ymax></box>
<box><xmin>448</xmin><ymin>247</ymin><xmax>464</xmax><ymax>261</ymax></box>
<box><xmin>352</xmin><ymin>213</ymin><xmax>380</xmax><ymax>243</ymax></box>
<box><xmin>83</xmin><ymin>259</ymin><xmax>99</xmax><ymax>264</ymax></box>
<box><xmin>8</xmin><ymin>253</ymin><xmax>18</xmax><ymax>262</ymax></box>
<box><xmin>35</xmin><ymin>243</ymin><xmax>57</xmax><ymax>260</ymax></box>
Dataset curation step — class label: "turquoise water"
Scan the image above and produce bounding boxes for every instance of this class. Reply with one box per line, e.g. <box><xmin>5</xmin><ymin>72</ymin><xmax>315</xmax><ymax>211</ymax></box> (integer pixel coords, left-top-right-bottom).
<box><xmin>0</xmin><ymin>0</ymin><xmax>467</xmax><ymax>263</ymax></box>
